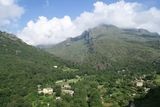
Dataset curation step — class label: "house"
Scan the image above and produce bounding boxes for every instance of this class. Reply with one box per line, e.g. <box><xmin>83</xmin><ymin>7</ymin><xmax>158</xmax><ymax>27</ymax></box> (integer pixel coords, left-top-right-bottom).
<box><xmin>109</xmin><ymin>94</ymin><xmax>112</xmax><ymax>97</ymax></box>
<box><xmin>122</xmin><ymin>69</ymin><xmax>125</xmax><ymax>72</ymax></box>
<box><xmin>62</xmin><ymin>89</ymin><xmax>74</xmax><ymax>96</ymax></box>
<box><xmin>47</xmin><ymin>103</ymin><xmax>50</xmax><ymax>107</ymax></box>
<box><xmin>38</xmin><ymin>87</ymin><xmax>53</xmax><ymax>95</ymax></box>
<box><xmin>136</xmin><ymin>79</ymin><xmax>144</xmax><ymax>87</ymax></box>
<box><xmin>63</xmin><ymin>84</ymin><xmax>71</xmax><ymax>89</ymax></box>
<box><xmin>53</xmin><ymin>66</ymin><xmax>58</xmax><ymax>68</ymax></box>
<box><xmin>56</xmin><ymin>97</ymin><xmax>61</xmax><ymax>100</ymax></box>
<box><xmin>38</xmin><ymin>89</ymin><xmax>42</xmax><ymax>94</ymax></box>
<box><xmin>132</xmin><ymin>93</ymin><xmax>136</xmax><ymax>96</ymax></box>
<box><xmin>42</xmin><ymin>88</ymin><xmax>53</xmax><ymax>95</ymax></box>
<box><xmin>61</xmin><ymin>84</ymin><xmax>74</xmax><ymax>96</ymax></box>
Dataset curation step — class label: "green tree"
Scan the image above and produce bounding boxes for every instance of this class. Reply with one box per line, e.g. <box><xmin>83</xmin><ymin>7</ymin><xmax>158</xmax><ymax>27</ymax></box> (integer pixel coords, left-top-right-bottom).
<box><xmin>54</xmin><ymin>85</ymin><xmax>61</xmax><ymax>97</ymax></box>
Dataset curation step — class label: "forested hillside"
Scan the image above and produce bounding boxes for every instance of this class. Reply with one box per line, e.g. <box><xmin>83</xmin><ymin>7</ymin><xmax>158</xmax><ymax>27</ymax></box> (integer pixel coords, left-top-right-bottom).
<box><xmin>0</xmin><ymin>31</ymin><xmax>78</xmax><ymax>106</ymax></box>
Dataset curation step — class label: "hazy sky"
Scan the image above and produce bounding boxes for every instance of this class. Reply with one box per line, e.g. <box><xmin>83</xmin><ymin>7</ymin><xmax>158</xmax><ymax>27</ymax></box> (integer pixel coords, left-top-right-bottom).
<box><xmin>0</xmin><ymin>0</ymin><xmax>160</xmax><ymax>45</ymax></box>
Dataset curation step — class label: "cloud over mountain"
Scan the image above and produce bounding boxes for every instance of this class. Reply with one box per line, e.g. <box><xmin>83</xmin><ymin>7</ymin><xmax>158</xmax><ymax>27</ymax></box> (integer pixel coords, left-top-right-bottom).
<box><xmin>0</xmin><ymin>0</ymin><xmax>24</xmax><ymax>28</ymax></box>
<box><xmin>18</xmin><ymin>1</ymin><xmax>160</xmax><ymax>45</ymax></box>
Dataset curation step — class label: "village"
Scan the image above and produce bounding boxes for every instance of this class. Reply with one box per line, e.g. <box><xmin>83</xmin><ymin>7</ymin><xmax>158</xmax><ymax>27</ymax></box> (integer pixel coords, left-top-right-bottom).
<box><xmin>32</xmin><ymin>65</ymin><xmax>158</xmax><ymax>107</ymax></box>
<box><xmin>37</xmin><ymin>66</ymin><xmax>81</xmax><ymax>102</ymax></box>
<box><xmin>36</xmin><ymin>71</ymin><xmax>155</xmax><ymax>106</ymax></box>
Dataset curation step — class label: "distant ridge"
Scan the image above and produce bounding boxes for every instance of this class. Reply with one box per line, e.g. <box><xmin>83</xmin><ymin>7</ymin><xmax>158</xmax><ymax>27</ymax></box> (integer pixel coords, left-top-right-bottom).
<box><xmin>44</xmin><ymin>24</ymin><xmax>160</xmax><ymax>70</ymax></box>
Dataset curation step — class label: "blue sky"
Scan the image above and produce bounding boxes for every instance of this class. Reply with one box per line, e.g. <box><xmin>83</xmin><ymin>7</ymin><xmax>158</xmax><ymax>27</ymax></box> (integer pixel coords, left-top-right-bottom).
<box><xmin>17</xmin><ymin>0</ymin><xmax>160</xmax><ymax>31</ymax></box>
<box><xmin>17</xmin><ymin>0</ymin><xmax>98</xmax><ymax>30</ymax></box>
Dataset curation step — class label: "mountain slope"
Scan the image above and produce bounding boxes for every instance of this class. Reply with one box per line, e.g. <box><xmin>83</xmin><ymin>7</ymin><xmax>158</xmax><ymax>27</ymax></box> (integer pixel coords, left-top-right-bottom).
<box><xmin>0</xmin><ymin>31</ymin><xmax>73</xmax><ymax>106</ymax></box>
<box><xmin>45</xmin><ymin>25</ymin><xmax>160</xmax><ymax>70</ymax></box>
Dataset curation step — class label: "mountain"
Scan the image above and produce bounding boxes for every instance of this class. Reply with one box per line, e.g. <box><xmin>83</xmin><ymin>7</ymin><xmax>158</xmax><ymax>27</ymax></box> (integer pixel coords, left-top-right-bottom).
<box><xmin>1</xmin><ymin>27</ymin><xmax>160</xmax><ymax>107</ymax></box>
<box><xmin>45</xmin><ymin>24</ymin><xmax>160</xmax><ymax>70</ymax></box>
<box><xmin>0</xmin><ymin>31</ymin><xmax>75</xmax><ymax>106</ymax></box>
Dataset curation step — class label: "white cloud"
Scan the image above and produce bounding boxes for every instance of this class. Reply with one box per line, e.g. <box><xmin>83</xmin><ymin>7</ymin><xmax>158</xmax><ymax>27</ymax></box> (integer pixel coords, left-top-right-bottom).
<box><xmin>18</xmin><ymin>16</ymin><xmax>77</xmax><ymax>45</ymax></box>
<box><xmin>18</xmin><ymin>1</ymin><xmax>160</xmax><ymax>46</ymax></box>
<box><xmin>0</xmin><ymin>0</ymin><xmax>24</xmax><ymax>27</ymax></box>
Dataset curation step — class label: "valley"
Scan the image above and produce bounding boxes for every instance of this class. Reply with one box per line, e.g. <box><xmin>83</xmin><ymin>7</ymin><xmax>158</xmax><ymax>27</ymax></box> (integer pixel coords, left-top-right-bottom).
<box><xmin>0</xmin><ymin>25</ymin><xmax>160</xmax><ymax>107</ymax></box>
<box><xmin>1</xmin><ymin>0</ymin><xmax>160</xmax><ymax>107</ymax></box>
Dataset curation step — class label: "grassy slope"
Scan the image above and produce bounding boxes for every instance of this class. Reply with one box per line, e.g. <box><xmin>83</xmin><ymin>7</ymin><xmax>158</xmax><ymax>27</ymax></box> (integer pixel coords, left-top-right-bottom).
<box><xmin>45</xmin><ymin>25</ymin><xmax>160</xmax><ymax>70</ymax></box>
